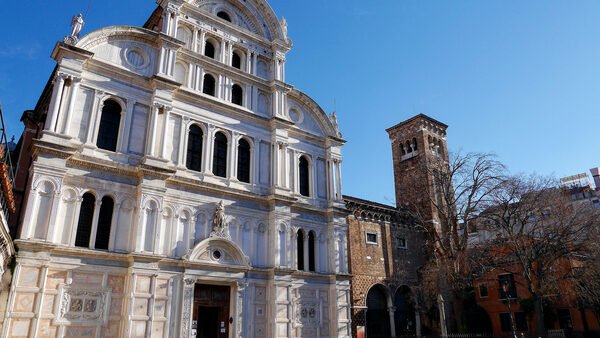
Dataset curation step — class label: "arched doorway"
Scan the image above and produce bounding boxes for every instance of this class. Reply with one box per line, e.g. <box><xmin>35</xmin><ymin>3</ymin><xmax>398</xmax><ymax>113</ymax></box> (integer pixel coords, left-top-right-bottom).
<box><xmin>366</xmin><ymin>284</ymin><xmax>391</xmax><ymax>338</ymax></box>
<box><xmin>394</xmin><ymin>286</ymin><xmax>416</xmax><ymax>335</ymax></box>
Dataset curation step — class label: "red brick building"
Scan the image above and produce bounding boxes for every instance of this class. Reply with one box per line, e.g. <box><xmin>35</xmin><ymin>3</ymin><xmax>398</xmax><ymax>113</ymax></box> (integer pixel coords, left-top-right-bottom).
<box><xmin>345</xmin><ymin>114</ymin><xmax>450</xmax><ymax>338</ymax></box>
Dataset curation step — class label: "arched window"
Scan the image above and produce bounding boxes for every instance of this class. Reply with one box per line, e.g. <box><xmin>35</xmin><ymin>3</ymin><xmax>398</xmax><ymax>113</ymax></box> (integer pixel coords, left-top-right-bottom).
<box><xmin>204</xmin><ymin>41</ymin><xmax>216</xmax><ymax>59</ymax></box>
<box><xmin>232</xmin><ymin>52</ymin><xmax>242</xmax><ymax>69</ymax></box>
<box><xmin>297</xmin><ymin>229</ymin><xmax>305</xmax><ymax>271</ymax></box>
<box><xmin>217</xmin><ymin>11</ymin><xmax>232</xmax><ymax>22</ymax></box>
<box><xmin>213</xmin><ymin>132</ymin><xmax>228</xmax><ymax>178</ymax></box>
<box><xmin>412</xmin><ymin>138</ymin><xmax>418</xmax><ymax>151</ymax></box>
<box><xmin>237</xmin><ymin>138</ymin><xmax>251</xmax><ymax>183</ymax></box>
<box><xmin>232</xmin><ymin>84</ymin><xmax>243</xmax><ymax>106</ymax></box>
<box><xmin>203</xmin><ymin>74</ymin><xmax>216</xmax><ymax>96</ymax></box>
<box><xmin>96</xmin><ymin>99</ymin><xmax>121</xmax><ymax>152</ymax></box>
<box><xmin>308</xmin><ymin>231</ymin><xmax>316</xmax><ymax>272</ymax></box>
<box><xmin>75</xmin><ymin>193</ymin><xmax>96</xmax><ymax>248</ymax></box>
<box><xmin>187</xmin><ymin>125</ymin><xmax>204</xmax><ymax>172</ymax></box>
<box><xmin>299</xmin><ymin>156</ymin><xmax>310</xmax><ymax>197</ymax></box>
<box><xmin>95</xmin><ymin>196</ymin><xmax>114</xmax><ymax>250</ymax></box>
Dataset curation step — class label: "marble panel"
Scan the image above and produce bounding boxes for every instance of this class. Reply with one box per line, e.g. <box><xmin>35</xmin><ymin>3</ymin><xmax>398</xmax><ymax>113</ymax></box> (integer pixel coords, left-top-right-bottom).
<box><xmin>13</xmin><ymin>293</ymin><xmax>36</xmax><ymax>313</ymax></box>
<box><xmin>133</xmin><ymin>298</ymin><xmax>149</xmax><ymax>316</ymax></box>
<box><xmin>131</xmin><ymin>321</ymin><xmax>147</xmax><ymax>338</ymax></box>
<box><xmin>41</xmin><ymin>294</ymin><xmax>56</xmax><ymax>314</ymax></box>
<box><xmin>155</xmin><ymin>278</ymin><xmax>169</xmax><ymax>297</ymax></box>
<box><xmin>9</xmin><ymin>318</ymin><xmax>31</xmax><ymax>338</ymax></box>
<box><xmin>135</xmin><ymin>276</ymin><xmax>151</xmax><ymax>294</ymax></box>
<box><xmin>100</xmin><ymin>320</ymin><xmax>121</xmax><ymax>338</ymax></box>
<box><xmin>17</xmin><ymin>266</ymin><xmax>40</xmax><ymax>287</ymax></box>
<box><xmin>71</xmin><ymin>272</ymin><xmax>103</xmax><ymax>287</ymax></box>
<box><xmin>108</xmin><ymin>275</ymin><xmax>125</xmax><ymax>294</ymax></box>
<box><xmin>64</xmin><ymin>326</ymin><xmax>96</xmax><ymax>338</ymax></box>
<box><xmin>37</xmin><ymin>319</ymin><xmax>58</xmax><ymax>338</ymax></box>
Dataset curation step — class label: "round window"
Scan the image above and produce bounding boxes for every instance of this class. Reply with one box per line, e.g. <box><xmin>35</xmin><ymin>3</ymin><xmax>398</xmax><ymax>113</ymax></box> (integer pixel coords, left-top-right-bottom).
<box><xmin>125</xmin><ymin>49</ymin><xmax>146</xmax><ymax>68</ymax></box>
<box><xmin>212</xmin><ymin>250</ymin><xmax>222</xmax><ymax>260</ymax></box>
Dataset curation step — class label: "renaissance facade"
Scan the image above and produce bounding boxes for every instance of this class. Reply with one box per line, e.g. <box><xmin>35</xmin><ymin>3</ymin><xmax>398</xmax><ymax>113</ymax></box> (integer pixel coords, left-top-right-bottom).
<box><xmin>1</xmin><ymin>0</ymin><xmax>351</xmax><ymax>337</ymax></box>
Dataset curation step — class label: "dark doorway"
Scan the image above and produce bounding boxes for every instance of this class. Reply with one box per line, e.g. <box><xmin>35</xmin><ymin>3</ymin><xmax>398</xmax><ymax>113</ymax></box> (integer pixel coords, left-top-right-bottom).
<box><xmin>196</xmin><ymin>306</ymin><xmax>219</xmax><ymax>338</ymax></box>
<box><xmin>366</xmin><ymin>284</ymin><xmax>391</xmax><ymax>338</ymax></box>
<box><xmin>394</xmin><ymin>286</ymin><xmax>416</xmax><ymax>335</ymax></box>
<box><xmin>193</xmin><ymin>284</ymin><xmax>231</xmax><ymax>338</ymax></box>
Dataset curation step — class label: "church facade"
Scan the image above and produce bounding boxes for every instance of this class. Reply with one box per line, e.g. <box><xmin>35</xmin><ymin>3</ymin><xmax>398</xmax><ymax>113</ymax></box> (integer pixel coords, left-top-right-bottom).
<box><xmin>1</xmin><ymin>0</ymin><xmax>351</xmax><ymax>337</ymax></box>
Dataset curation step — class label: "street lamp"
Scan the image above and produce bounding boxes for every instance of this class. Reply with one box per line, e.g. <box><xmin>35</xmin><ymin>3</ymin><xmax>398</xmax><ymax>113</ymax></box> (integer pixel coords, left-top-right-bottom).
<box><xmin>502</xmin><ymin>281</ymin><xmax>517</xmax><ymax>338</ymax></box>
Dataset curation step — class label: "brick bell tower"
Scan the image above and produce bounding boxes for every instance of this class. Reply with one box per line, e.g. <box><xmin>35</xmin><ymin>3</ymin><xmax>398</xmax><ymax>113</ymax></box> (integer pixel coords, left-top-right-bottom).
<box><xmin>386</xmin><ymin>114</ymin><xmax>449</xmax><ymax>225</ymax></box>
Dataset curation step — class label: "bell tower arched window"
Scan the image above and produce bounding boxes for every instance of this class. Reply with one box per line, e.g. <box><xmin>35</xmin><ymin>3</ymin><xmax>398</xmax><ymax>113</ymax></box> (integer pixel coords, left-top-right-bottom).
<box><xmin>95</xmin><ymin>196</ymin><xmax>114</xmax><ymax>250</ymax></box>
<box><xmin>203</xmin><ymin>74</ymin><xmax>216</xmax><ymax>96</ymax></box>
<box><xmin>232</xmin><ymin>84</ymin><xmax>243</xmax><ymax>106</ymax></box>
<box><xmin>299</xmin><ymin>156</ymin><xmax>310</xmax><ymax>197</ymax></box>
<box><xmin>75</xmin><ymin>193</ymin><xmax>96</xmax><ymax>248</ymax></box>
<box><xmin>308</xmin><ymin>230</ymin><xmax>316</xmax><ymax>272</ymax></box>
<box><xmin>204</xmin><ymin>41</ymin><xmax>216</xmax><ymax>59</ymax></box>
<box><xmin>213</xmin><ymin>132</ymin><xmax>228</xmax><ymax>178</ymax></box>
<box><xmin>237</xmin><ymin>138</ymin><xmax>251</xmax><ymax>183</ymax></box>
<box><xmin>297</xmin><ymin>229</ymin><xmax>305</xmax><ymax>271</ymax></box>
<box><xmin>96</xmin><ymin>99</ymin><xmax>121</xmax><ymax>152</ymax></box>
<box><xmin>187</xmin><ymin>125</ymin><xmax>204</xmax><ymax>172</ymax></box>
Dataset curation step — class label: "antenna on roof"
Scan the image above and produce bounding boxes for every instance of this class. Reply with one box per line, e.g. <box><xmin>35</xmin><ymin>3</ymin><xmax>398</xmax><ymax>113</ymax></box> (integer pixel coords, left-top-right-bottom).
<box><xmin>85</xmin><ymin>0</ymin><xmax>94</xmax><ymax>19</ymax></box>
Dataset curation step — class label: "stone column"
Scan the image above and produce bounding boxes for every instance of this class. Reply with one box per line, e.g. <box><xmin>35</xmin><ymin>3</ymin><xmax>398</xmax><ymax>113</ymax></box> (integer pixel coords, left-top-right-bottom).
<box><xmin>120</xmin><ymin>99</ymin><xmax>136</xmax><ymax>153</ymax></box>
<box><xmin>45</xmin><ymin>192</ymin><xmax>62</xmax><ymax>244</ymax></box>
<box><xmin>199</xmin><ymin>30</ymin><xmax>206</xmax><ymax>55</ymax></box>
<box><xmin>45</xmin><ymin>74</ymin><xmax>66</xmax><ymax>132</ymax></box>
<box><xmin>192</xmin><ymin>29</ymin><xmax>198</xmax><ymax>53</ymax></box>
<box><xmin>229</xmin><ymin>131</ymin><xmax>239</xmax><ymax>180</ymax></box>
<box><xmin>88</xmin><ymin>199</ymin><xmax>103</xmax><ymax>249</ymax></box>
<box><xmin>146</xmin><ymin>104</ymin><xmax>160</xmax><ymax>157</ymax></box>
<box><xmin>62</xmin><ymin>77</ymin><xmax>81</xmax><ymax>136</ymax></box>
<box><xmin>160</xmin><ymin>106</ymin><xmax>172</xmax><ymax>160</ymax></box>
<box><xmin>204</xmin><ymin>125</ymin><xmax>216</xmax><ymax>174</ymax></box>
<box><xmin>244</xmin><ymin>84</ymin><xmax>252</xmax><ymax>108</ymax></box>
<box><xmin>85</xmin><ymin>90</ymin><xmax>104</xmax><ymax>145</ymax></box>
<box><xmin>180</xmin><ymin>278</ymin><xmax>196</xmax><ymax>338</ymax></box>
<box><xmin>108</xmin><ymin>202</ymin><xmax>121</xmax><ymax>251</ymax></box>
<box><xmin>252</xmin><ymin>52</ymin><xmax>258</xmax><ymax>76</ymax></box>
<box><xmin>177</xmin><ymin>116</ymin><xmax>189</xmax><ymax>167</ymax></box>
<box><xmin>68</xmin><ymin>197</ymin><xmax>84</xmax><ymax>245</ymax></box>
<box><xmin>388</xmin><ymin>306</ymin><xmax>396</xmax><ymax>338</ymax></box>
<box><xmin>236</xmin><ymin>281</ymin><xmax>248</xmax><ymax>338</ymax></box>
<box><xmin>336</xmin><ymin>160</ymin><xmax>343</xmax><ymax>201</ymax></box>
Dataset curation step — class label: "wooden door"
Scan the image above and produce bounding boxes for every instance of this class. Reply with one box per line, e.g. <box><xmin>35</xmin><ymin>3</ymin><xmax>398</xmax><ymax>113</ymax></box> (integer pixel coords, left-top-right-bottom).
<box><xmin>192</xmin><ymin>284</ymin><xmax>231</xmax><ymax>338</ymax></box>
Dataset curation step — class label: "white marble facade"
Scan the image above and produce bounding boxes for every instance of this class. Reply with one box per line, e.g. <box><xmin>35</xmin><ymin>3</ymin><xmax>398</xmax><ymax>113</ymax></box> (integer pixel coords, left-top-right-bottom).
<box><xmin>2</xmin><ymin>0</ymin><xmax>351</xmax><ymax>337</ymax></box>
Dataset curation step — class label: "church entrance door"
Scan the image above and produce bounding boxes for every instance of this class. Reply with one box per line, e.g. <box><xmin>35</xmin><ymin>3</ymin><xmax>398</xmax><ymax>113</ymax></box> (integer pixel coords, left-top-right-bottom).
<box><xmin>192</xmin><ymin>284</ymin><xmax>231</xmax><ymax>338</ymax></box>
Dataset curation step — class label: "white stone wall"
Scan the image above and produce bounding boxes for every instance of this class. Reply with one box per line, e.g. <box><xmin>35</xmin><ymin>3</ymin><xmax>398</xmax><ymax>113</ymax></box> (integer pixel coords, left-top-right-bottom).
<box><xmin>5</xmin><ymin>0</ymin><xmax>351</xmax><ymax>337</ymax></box>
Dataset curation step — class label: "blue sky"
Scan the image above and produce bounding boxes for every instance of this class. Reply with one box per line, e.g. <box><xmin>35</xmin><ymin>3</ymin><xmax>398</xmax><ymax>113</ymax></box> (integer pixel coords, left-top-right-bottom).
<box><xmin>1</xmin><ymin>1</ymin><xmax>599</xmax><ymax>205</ymax></box>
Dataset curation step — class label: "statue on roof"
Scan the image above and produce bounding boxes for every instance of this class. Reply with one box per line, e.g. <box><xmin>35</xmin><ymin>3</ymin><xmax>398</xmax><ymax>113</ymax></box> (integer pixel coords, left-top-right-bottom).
<box><xmin>280</xmin><ymin>17</ymin><xmax>288</xmax><ymax>39</ymax></box>
<box><xmin>64</xmin><ymin>13</ymin><xmax>84</xmax><ymax>45</ymax></box>
<box><xmin>330</xmin><ymin>111</ymin><xmax>341</xmax><ymax>137</ymax></box>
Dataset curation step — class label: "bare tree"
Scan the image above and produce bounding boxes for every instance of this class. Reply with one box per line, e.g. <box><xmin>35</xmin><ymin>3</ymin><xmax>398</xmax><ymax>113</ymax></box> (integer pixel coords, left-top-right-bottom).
<box><xmin>407</xmin><ymin>152</ymin><xmax>506</xmax><ymax>332</ymax></box>
<box><xmin>573</xmin><ymin>221</ymin><xmax>600</xmax><ymax>324</ymax></box>
<box><xmin>471</xmin><ymin>175</ymin><xmax>599</xmax><ymax>337</ymax></box>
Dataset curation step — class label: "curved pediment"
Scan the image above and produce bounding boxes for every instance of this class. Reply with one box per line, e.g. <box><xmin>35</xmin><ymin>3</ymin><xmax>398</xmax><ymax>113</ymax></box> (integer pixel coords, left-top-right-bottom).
<box><xmin>186</xmin><ymin>0</ymin><xmax>286</xmax><ymax>42</ymax></box>
<box><xmin>76</xmin><ymin>26</ymin><xmax>160</xmax><ymax>77</ymax></box>
<box><xmin>288</xmin><ymin>89</ymin><xmax>342</xmax><ymax>139</ymax></box>
<box><xmin>184</xmin><ymin>237</ymin><xmax>251</xmax><ymax>267</ymax></box>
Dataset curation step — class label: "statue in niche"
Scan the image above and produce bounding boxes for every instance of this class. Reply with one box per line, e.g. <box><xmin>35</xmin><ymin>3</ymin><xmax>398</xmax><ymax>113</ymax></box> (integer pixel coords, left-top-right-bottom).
<box><xmin>64</xmin><ymin>13</ymin><xmax>85</xmax><ymax>45</ymax></box>
<box><xmin>210</xmin><ymin>201</ymin><xmax>230</xmax><ymax>239</ymax></box>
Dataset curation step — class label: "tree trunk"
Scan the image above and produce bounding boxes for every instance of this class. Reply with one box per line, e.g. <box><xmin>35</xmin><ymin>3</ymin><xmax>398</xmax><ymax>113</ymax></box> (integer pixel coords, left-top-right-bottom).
<box><xmin>533</xmin><ymin>295</ymin><xmax>545</xmax><ymax>337</ymax></box>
